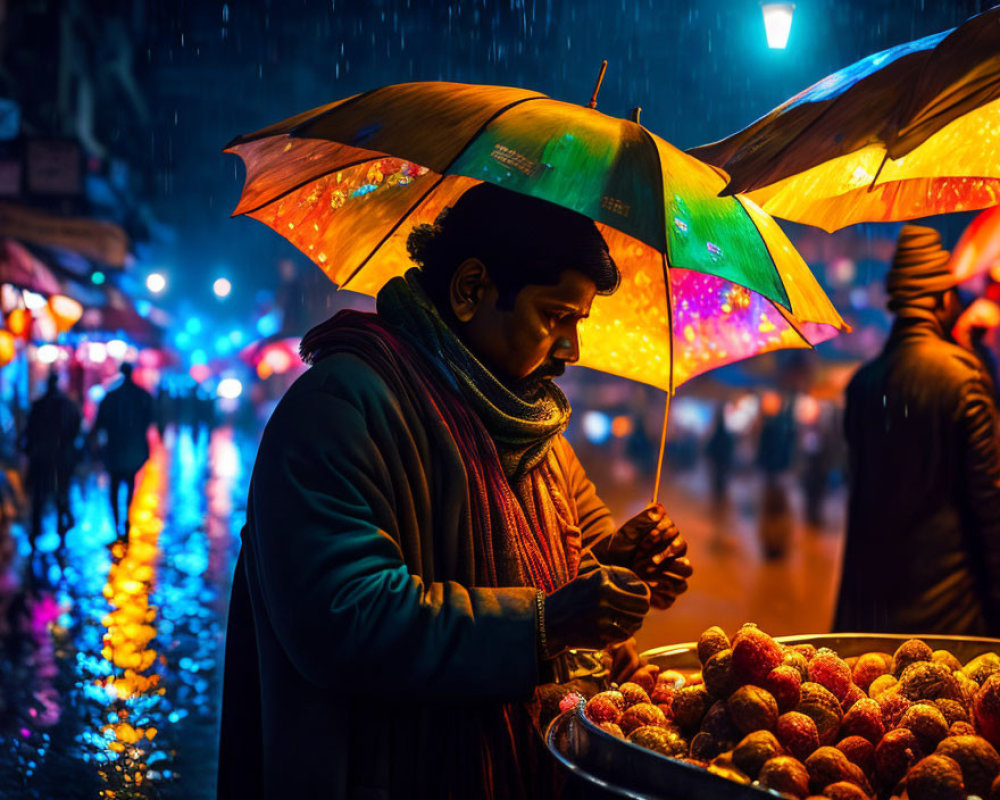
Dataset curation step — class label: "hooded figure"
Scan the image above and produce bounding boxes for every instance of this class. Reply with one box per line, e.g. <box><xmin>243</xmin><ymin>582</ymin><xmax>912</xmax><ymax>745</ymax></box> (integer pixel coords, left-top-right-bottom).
<box><xmin>834</xmin><ymin>225</ymin><xmax>1000</xmax><ymax>635</ymax></box>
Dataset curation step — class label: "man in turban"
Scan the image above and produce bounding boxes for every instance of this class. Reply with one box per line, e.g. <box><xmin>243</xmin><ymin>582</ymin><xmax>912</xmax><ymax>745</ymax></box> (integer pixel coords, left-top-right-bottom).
<box><xmin>834</xmin><ymin>224</ymin><xmax>1000</xmax><ymax>635</ymax></box>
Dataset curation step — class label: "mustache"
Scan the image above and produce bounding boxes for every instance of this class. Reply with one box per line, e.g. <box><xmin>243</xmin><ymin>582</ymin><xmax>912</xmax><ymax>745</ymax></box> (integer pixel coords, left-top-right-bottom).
<box><xmin>531</xmin><ymin>361</ymin><xmax>566</xmax><ymax>380</ymax></box>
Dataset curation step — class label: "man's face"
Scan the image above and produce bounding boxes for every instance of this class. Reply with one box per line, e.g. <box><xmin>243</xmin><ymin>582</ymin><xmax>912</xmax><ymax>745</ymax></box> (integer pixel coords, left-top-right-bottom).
<box><xmin>455</xmin><ymin>266</ymin><xmax>598</xmax><ymax>393</ymax></box>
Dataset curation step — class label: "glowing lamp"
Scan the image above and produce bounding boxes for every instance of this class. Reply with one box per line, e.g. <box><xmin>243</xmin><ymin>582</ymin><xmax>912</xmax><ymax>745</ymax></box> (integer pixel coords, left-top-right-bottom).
<box><xmin>762</xmin><ymin>3</ymin><xmax>794</xmax><ymax>49</ymax></box>
<box><xmin>146</xmin><ymin>272</ymin><xmax>166</xmax><ymax>294</ymax></box>
<box><xmin>6</xmin><ymin>308</ymin><xmax>31</xmax><ymax>338</ymax></box>
<box><xmin>0</xmin><ymin>330</ymin><xmax>15</xmax><ymax>367</ymax></box>
<box><xmin>36</xmin><ymin>344</ymin><xmax>59</xmax><ymax>364</ymax></box>
<box><xmin>106</xmin><ymin>339</ymin><xmax>128</xmax><ymax>360</ymax></box>
<box><xmin>217</xmin><ymin>377</ymin><xmax>243</xmax><ymax>399</ymax></box>
<box><xmin>48</xmin><ymin>294</ymin><xmax>84</xmax><ymax>332</ymax></box>
<box><xmin>213</xmin><ymin>278</ymin><xmax>232</xmax><ymax>298</ymax></box>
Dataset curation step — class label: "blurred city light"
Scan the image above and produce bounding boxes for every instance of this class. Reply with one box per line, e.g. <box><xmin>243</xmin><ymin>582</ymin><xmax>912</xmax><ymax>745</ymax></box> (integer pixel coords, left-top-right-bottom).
<box><xmin>36</xmin><ymin>344</ymin><xmax>59</xmax><ymax>364</ymax></box>
<box><xmin>190</xmin><ymin>348</ymin><xmax>207</xmax><ymax>366</ymax></box>
<box><xmin>87</xmin><ymin>342</ymin><xmax>108</xmax><ymax>363</ymax></box>
<box><xmin>22</xmin><ymin>290</ymin><xmax>47</xmax><ymax>310</ymax></box>
<box><xmin>185</xmin><ymin>317</ymin><xmax>202</xmax><ymax>335</ymax></box>
<box><xmin>256</xmin><ymin>311</ymin><xmax>281</xmax><ymax>337</ymax></box>
<box><xmin>91</xmin><ymin>271</ymin><xmax>106</xmax><ymax>285</ymax></box>
<box><xmin>762</xmin><ymin>3</ymin><xmax>794</xmax><ymax>49</ymax></box>
<box><xmin>217</xmin><ymin>377</ymin><xmax>242</xmax><ymax>399</ymax></box>
<box><xmin>581</xmin><ymin>411</ymin><xmax>612</xmax><ymax>444</ymax></box>
<box><xmin>146</xmin><ymin>272</ymin><xmax>167</xmax><ymax>294</ymax></box>
<box><xmin>213</xmin><ymin>278</ymin><xmax>232</xmax><ymax>298</ymax></box>
<box><xmin>106</xmin><ymin>339</ymin><xmax>128</xmax><ymax>360</ymax></box>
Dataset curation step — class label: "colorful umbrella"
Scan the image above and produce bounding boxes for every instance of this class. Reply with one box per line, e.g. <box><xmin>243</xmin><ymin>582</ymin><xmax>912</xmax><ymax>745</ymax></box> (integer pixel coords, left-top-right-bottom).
<box><xmin>226</xmin><ymin>81</ymin><xmax>845</xmax><ymax>396</ymax></box>
<box><xmin>689</xmin><ymin>6</ymin><xmax>1000</xmax><ymax>232</ymax></box>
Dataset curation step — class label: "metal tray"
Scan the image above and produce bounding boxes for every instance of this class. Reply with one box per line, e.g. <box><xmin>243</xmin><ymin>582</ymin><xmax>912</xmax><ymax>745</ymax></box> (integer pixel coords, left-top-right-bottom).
<box><xmin>547</xmin><ymin>633</ymin><xmax>1000</xmax><ymax>800</ymax></box>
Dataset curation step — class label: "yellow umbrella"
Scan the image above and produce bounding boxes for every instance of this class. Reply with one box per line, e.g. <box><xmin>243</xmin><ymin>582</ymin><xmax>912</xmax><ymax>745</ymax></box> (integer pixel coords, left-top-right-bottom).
<box><xmin>690</xmin><ymin>6</ymin><xmax>1000</xmax><ymax>232</ymax></box>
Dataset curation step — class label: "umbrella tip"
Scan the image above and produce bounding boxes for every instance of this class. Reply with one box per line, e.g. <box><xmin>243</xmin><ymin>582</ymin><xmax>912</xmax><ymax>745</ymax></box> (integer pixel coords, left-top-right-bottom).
<box><xmin>587</xmin><ymin>60</ymin><xmax>608</xmax><ymax>110</ymax></box>
<box><xmin>630</xmin><ymin>106</ymin><xmax>642</xmax><ymax>124</ymax></box>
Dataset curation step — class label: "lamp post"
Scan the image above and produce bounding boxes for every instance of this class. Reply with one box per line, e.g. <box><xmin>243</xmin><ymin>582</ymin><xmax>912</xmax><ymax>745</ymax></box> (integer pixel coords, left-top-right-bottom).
<box><xmin>762</xmin><ymin>3</ymin><xmax>795</xmax><ymax>49</ymax></box>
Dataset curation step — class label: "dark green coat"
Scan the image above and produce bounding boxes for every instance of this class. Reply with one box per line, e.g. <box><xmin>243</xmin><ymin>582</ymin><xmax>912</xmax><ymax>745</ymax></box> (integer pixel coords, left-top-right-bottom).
<box><xmin>219</xmin><ymin>351</ymin><xmax>615</xmax><ymax>799</ymax></box>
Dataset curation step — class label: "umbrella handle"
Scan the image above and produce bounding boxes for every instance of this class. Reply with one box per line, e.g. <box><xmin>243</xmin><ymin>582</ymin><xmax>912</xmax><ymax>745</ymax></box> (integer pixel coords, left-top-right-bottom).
<box><xmin>651</xmin><ymin>390</ymin><xmax>672</xmax><ymax>505</ymax></box>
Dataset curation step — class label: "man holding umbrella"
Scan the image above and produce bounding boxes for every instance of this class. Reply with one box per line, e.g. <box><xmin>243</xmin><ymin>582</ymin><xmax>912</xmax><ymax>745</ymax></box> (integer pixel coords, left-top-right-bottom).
<box><xmin>836</xmin><ymin>225</ymin><xmax>1000</xmax><ymax>636</ymax></box>
<box><xmin>219</xmin><ymin>184</ymin><xmax>692</xmax><ymax>799</ymax></box>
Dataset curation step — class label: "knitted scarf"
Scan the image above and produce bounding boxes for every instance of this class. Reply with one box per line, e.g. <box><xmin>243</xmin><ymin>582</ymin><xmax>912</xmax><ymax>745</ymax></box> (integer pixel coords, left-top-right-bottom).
<box><xmin>300</xmin><ymin>284</ymin><xmax>579</xmax><ymax>594</ymax></box>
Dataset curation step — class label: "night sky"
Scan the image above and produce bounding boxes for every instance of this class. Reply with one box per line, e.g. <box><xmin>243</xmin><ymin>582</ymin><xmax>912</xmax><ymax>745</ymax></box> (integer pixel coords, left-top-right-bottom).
<box><xmin>81</xmin><ymin>0</ymin><xmax>990</xmax><ymax>321</ymax></box>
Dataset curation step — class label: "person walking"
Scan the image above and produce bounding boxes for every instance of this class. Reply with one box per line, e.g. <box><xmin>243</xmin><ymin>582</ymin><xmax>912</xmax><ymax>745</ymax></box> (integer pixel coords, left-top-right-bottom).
<box><xmin>92</xmin><ymin>363</ymin><xmax>153</xmax><ymax>538</ymax></box>
<box><xmin>22</xmin><ymin>373</ymin><xmax>81</xmax><ymax>546</ymax></box>
<box><xmin>835</xmin><ymin>225</ymin><xmax>1000</xmax><ymax>635</ymax></box>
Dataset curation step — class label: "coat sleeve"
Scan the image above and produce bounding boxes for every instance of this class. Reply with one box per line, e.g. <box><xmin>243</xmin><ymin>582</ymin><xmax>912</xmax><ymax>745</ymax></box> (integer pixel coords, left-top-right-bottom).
<box><xmin>243</xmin><ymin>382</ymin><xmax>541</xmax><ymax>700</ymax></box>
<box><xmin>554</xmin><ymin>437</ymin><xmax>617</xmax><ymax>567</ymax></box>
<box><xmin>957</xmin><ymin>375</ymin><xmax>1000</xmax><ymax>631</ymax></box>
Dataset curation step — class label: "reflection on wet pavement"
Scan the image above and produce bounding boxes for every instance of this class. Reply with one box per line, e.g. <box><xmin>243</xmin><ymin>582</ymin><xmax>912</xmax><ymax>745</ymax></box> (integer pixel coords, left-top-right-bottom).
<box><xmin>0</xmin><ymin>427</ymin><xmax>248</xmax><ymax>799</ymax></box>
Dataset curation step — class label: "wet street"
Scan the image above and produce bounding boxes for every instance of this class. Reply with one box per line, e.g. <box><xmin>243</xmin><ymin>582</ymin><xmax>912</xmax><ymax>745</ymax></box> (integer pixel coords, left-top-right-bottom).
<box><xmin>0</xmin><ymin>420</ymin><xmax>844</xmax><ymax>799</ymax></box>
<box><xmin>0</xmin><ymin>426</ymin><xmax>249</xmax><ymax>800</ymax></box>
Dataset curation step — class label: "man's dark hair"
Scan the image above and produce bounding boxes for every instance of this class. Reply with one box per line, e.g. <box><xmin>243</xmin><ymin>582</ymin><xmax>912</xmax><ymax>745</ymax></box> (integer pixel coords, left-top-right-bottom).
<box><xmin>121</xmin><ymin>362</ymin><xmax>133</xmax><ymax>379</ymax></box>
<box><xmin>406</xmin><ymin>183</ymin><xmax>620</xmax><ymax>311</ymax></box>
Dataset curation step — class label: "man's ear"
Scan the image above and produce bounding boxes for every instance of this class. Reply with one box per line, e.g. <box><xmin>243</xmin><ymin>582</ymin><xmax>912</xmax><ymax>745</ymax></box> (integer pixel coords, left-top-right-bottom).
<box><xmin>449</xmin><ymin>258</ymin><xmax>490</xmax><ymax>323</ymax></box>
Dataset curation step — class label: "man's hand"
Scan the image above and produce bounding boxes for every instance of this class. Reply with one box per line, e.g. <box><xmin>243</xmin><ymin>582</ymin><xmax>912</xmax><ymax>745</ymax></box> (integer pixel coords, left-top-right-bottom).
<box><xmin>543</xmin><ymin>566</ymin><xmax>651</xmax><ymax>657</ymax></box>
<box><xmin>603</xmin><ymin>637</ymin><xmax>661</xmax><ymax>686</ymax></box>
<box><xmin>605</xmin><ymin>504</ymin><xmax>692</xmax><ymax>609</ymax></box>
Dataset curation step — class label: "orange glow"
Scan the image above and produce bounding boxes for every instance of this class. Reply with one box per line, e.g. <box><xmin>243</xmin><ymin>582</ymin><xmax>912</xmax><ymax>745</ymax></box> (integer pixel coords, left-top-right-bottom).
<box><xmin>256</xmin><ymin>360</ymin><xmax>273</xmax><ymax>380</ymax></box>
<box><xmin>48</xmin><ymin>294</ymin><xmax>84</xmax><ymax>332</ymax></box>
<box><xmin>761</xmin><ymin>391</ymin><xmax>782</xmax><ymax>416</ymax></box>
<box><xmin>611</xmin><ymin>415</ymin><xmax>634</xmax><ymax>438</ymax></box>
<box><xmin>96</xmin><ymin>444</ymin><xmax>167</xmax><ymax>791</ymax></box>
<box><xmin>0</xmin><ymin>329</ymin><xmax>14</xmax><ymax>366</ymax></box>
<box><xmin>950</xmin><ymin>204</ymin><xmax>1000</xmax><ymax>284</ymax></box>
<box><xmin>6</xmin><ymin>307</ymin><xmax>30</xmax><ymax>337</ymax></box>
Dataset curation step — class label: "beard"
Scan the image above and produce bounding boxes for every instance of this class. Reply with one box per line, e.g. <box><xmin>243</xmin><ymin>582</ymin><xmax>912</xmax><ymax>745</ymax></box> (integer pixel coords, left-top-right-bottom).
<box><xmin>511</xmin><ymin>360</ymin><xmax>565</xmax><ymax>400</ymax></box>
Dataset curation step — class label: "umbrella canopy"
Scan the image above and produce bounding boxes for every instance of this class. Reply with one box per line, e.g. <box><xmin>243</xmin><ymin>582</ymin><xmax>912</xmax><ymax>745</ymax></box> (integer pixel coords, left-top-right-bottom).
<box><xmin>0</xmin><ymin>237</ymin><xmax>63</xmax><ymax>295</ymax></box>
<box><xmin>689</xmin><ymin>6</ymin><xmax>1000</xmax><ymax>232</ymax></box>
<box><xmin>950</xmin><ymin>204</ymin><xmax>1000</xmax><ymax>284</ymax></box>
<box><xmin>227</xmin><ymin>82</ymin><xmax>845</xmax><ymax>393</ymax></box>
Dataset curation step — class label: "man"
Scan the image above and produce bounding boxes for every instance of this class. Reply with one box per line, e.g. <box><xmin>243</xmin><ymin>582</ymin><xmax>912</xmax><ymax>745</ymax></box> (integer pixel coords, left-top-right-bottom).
<box><xmin>23</xmin><ymin>372</ymin><xmax>81</xmax><ymax>545</ymax></box>
<box><xmin>219</xmin><ymin>184</ymin><xmax>692</xmax><ymax>799</ymax></box>
<box><xmin>835</xmin><ymin>225</ymin><xmax>1000</xmax><ymax>635</ymax></box>
<box><xmin>93</xmin><ymin>362</ymin><xmax>153</xmax><ymax>538</ymax></box>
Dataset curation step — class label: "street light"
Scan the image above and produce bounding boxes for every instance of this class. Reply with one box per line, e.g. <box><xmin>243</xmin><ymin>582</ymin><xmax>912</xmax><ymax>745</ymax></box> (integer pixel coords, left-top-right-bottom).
<box><xmin>762</xmin><ymin>3</ymin><xmax>795</xmax><ymax>49</ymax></box>
<box><xmin>146</xmin><ymin>272</ymin><xmax>167</xmax><ymax>294</ymax></box>
<box><xmin>213</xmin><ymin>277</ymin><xmax>232</xmax><ymax>298</ymax></box>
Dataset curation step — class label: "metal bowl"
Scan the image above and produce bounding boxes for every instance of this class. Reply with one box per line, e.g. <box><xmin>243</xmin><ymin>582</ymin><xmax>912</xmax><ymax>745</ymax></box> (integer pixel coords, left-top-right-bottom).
<box><xmin>547</xmin><ymin>633</ymin><xmax>1000</xmax><ymax>800</ymax></box>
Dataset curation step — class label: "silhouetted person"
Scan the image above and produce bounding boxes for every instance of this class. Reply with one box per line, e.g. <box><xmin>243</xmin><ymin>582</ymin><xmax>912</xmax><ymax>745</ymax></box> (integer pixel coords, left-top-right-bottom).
<box><xmin>22</xmin><ymin>373</ymin><xmax>80</xmax><ymax>545</ymax></box>
<box><xmin>705</xmin><ymin>405</ymin><xmax>734</xmax><ymax>509</ymax></box>
<box><xmin>836</xmin><ymin>226</ymin><xmax>1000</xmax><ymax>635</ymax></box>
<box><xmin>93</xmin><ymin>363</ymin><xmax>153</xmax><ymax>538</ymax></box>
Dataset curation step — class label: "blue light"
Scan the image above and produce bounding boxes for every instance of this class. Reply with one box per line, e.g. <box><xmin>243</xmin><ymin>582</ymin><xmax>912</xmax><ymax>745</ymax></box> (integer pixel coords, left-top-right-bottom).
<box><xmin>175</xmin><ymin>331</ymin><xmax>192</xmax><ymax>350</ymax></box>
<box><xmin>87</xmin><ymin>384</ymin><xmax>106</xmax><ymax>403</ymax></box>
<box><xmin>135</xmin><ymin>300</ymin><xmax>152</xmax><ymax>317</ymax></box>
<box><xmin>91</xmin><ymin>271</ymin><xmax>106</xmax><ymax>285</ymax></box>
<box><xmin>581</xmin><ymin>411</ymin><xmax>612</xmax><ymax>445</ymax></box>
<box><xmin>190</xmin><ymin>349</ymin><xmax>207</xmax><ymax>366</ymax></box>
<box><xmin>228</xmin><ymin>329</ymin><xmax>244</xmax><ymax>346</ymax></box>
<box><xmin>256</xmin><ymin>311</ymin><xmax>280</xmax><ymax>337</ymax></box>
<box><xmin>185</xmin><ymin>317</ymin><xmax>203</xmax><ymax>335</ymax></box>
<box><xmin>214</xmin><ymin>336</ymin><xmax>233</xmax><ymax>355</ymax></box>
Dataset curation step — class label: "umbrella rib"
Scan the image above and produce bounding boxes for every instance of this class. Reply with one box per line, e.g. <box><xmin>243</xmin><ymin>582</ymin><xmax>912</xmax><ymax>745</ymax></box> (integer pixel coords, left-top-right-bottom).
<box><xmin>338</xmin><ymin>173</ymin><xmax>449</xmax><ymax>290</ymax></box>
<box><xmin>235</xmin><ymin>155</ymin><xmax>386</xmax><ymax>217</ymax></box>
<box><xmin>439</xmin><ymin>95</ymin><xmax>545</xmax><ymax>174</ymax></box>
<box><xmin>732</xmin><ymin>196</ymin><xmax>793</xmax><ymax>312</ymax></box>
<box><xmin>338</xmin><ymin>95</ymin><xmax>545</xmax><ymax>289</ymax></box>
